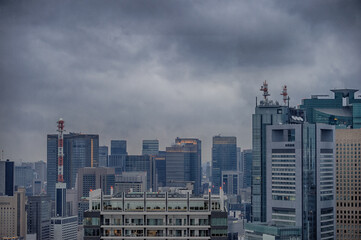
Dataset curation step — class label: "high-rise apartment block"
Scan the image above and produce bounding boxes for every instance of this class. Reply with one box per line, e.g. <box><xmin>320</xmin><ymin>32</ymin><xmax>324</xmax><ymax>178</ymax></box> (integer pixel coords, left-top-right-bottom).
<box><xmin>0</xmin><ymin>159</ymin><xmax>14</xmax><ymax>196</ymax></box>
<box><xmin>142</xmin><ymin>139</ymin><xmax>159</xmax><ymax>156</ymax></box>
<box><xmin>166</xmin><ymin>138</ymin><xmax>202</xmax><ymax>195</ymax></box>
<box><xmin>84</xmin><ymin>191</ymin><xmax>228</xmax><ymax>240</ymax></box>
<box><xmin>0</xmin><ymin>188</ymin><xmax>26</xmax><ymax>239</ymax></box>
<box><xmin>47</xmin><ymin>133</ymin><xmax>99</xmax><ymax>200</ymax></box>
<box><xmin>212</xmin><ymin>136</ymin><xmax>237</xmax><ymax>194</ymax></box>
<box><xmin>27</xmin><ymin>195</ymin><xmax>51</xmax><ymax>240</ymax></box>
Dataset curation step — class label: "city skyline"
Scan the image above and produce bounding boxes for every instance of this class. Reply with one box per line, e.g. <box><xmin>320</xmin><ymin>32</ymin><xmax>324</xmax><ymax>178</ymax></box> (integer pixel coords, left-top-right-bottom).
<box><xmin>1</xmin><ymin>0</ymin><xmax>361</xmax><ymax>163</ymax></box>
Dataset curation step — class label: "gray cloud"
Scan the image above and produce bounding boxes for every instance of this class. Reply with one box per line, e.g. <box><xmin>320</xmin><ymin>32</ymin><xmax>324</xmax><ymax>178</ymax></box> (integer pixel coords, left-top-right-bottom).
<box><xmin>0</xmin><ymin>0</ymin><xmax>360</xmax><ymax>162</ymax></box>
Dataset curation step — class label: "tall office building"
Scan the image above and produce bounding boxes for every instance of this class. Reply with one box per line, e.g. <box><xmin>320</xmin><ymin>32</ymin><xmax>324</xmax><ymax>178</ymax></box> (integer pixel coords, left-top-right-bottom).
<box><xmin>242</xmin><ymin>149</ymin><xmax>252</xmax><ymax>189</ymax></box>
<box><xmin>108</xmin><ymin>140</ymin><xmax>127</xmax><ymax>174</ymax></box>
<box><xmin>125</xmin><ymin>155</ymin><xmax>152</xmax><ymax>190</ymax></box>
<box><xmin>0</xmin><ymin>188</ymin><xmax>26</xmax><ymax>239</ymax></box>
<box><xmin>166</xmin><ymin>138</ymin><xmax>202</xmax><ymax>195</ymax></box>
<box><xmin>15</xmin><ymin>165</ymin><xmax>34</xmax><ymax>188</ymax></box>
<box><xmin>47</xmin><ymin>133</ymin><xmax>99</xmax><ymax>200</ymax></box>
<box><xmin>50</xmin><ymin>215</ymin><xmax>77</xmax><ymax>240</ymax></box>
<box><xmin>266</xmin><ymin>123</ymin><xmax>335</xmax><ymax>240</ymax></box>
<box><xmin>77</xmin><ymin>167</ymin><xmax>115</xmax><ymax>200</ymax></box>
<box><xmin>142</xmin><ymin>140</ymin><xmax>159</xmax><ymax>156</ymax></box>
<box><xmin>335</xmin><ymin>129</ymin><xmax>361</xmax><ymax>239</ymax></box>
<box><xmin>98</xmin><ymin>146</ymin><xmax>108</xmax><ymax>167</ymax></box>
<box><xmin>251</xmin><ymin>82</ymin><xmax>304</xmax><ymax>222</ymax></box>
<box><xmin>301</xmin><ymin>89</ymin><xmax>361</xmax><ymax>239</ymax></box>
<box><xmin>27</xmin><ymin>195</ymin><xmax>51</xmax><ymax>240</ymax></box>
<box><xmin>0</xmin><ymin>159</ymin><xmax>14</xmax><ymax>196</ymax></box>
<box><xmin>212</xmin><ymin>136</ymin><xmax>237</xmax><ymax>194</ymax></box>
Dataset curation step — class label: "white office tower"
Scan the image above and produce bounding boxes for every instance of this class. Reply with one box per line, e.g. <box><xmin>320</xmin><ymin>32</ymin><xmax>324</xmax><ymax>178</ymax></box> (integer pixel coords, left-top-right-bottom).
<box><xmin>265</xmin><ymin>123</ymin><xmax>335</xmax><ymax>240</ymax></box>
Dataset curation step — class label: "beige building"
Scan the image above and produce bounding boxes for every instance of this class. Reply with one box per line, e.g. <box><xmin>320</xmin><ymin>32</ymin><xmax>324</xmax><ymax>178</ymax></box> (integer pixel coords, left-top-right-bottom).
<box><xmin>0</xmin><ymin>188</ymin><xmax>26</xmax><ymax>239</ymax></box>
<box><xmin>336</xmin><ymin>129</ymin><xmax>361</xmax><ymax>240</ymax></box>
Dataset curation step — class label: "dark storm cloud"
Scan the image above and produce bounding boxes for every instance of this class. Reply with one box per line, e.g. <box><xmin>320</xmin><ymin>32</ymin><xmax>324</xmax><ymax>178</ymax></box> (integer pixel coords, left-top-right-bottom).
<box><xmin>0</xmin><ymin>0</ymin><xmax>360</xmax><ymax>162</ymax></box>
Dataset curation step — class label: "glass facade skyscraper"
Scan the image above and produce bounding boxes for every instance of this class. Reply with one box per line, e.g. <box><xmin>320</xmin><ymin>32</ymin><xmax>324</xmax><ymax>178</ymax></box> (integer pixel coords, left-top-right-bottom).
<box><xmin>211</xmin><ymin>136</ymin><xmax>237</xmax><ymax>194</ymax></box>
<box><xmin>142</xmin><ymin>139</ymin><xmax>159</xmax><ymax>156</ymax></box>
<box><xmin>166</xmin><ymin>138</ymin><xmax>202</xmax><ymax>195</ymax></box>
<box><xmin>47</xmin><ymin>133</ymin><xmax>99</xmax><ymax>200</ymax></box>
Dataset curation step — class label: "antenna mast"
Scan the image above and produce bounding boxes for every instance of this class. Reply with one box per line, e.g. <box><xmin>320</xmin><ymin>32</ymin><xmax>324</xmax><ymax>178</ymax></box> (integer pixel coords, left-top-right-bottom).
<box><xmin>260</xmin><ymin>80</ymin><xmax>270</xmax><ymax>101</ymax></box>
<box><xmin>280</xmin><ymin>85</ymin><xmax>288</xmax><ymax>105</ymax></box>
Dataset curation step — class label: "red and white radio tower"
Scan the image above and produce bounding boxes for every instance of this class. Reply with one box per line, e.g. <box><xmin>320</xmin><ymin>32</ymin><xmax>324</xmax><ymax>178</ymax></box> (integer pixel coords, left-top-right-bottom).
<box><xmin>280</xmin><ymin>85</ymin><xmax>288</xmax><ymax>105</ymax></box>
<box><xmin>260</xmin><ymin>80</ymin><xmax>270</xmax><ymax>100</ymax></box>
<box><xmin>57</xmin><ymin>118</ymin><xmax>65</xmax><ymax>183</ymax></box>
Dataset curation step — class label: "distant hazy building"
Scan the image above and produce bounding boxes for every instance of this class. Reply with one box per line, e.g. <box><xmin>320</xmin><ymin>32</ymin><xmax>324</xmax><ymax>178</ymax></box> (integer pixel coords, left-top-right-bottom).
<box><xmin>166</xmin><ymin>138</ymin><xmax>202</xmax><ymax>195</ymax></box>
<box><xmin>152</xmin><ymin>151</ymin><xmax>166</xmax><ymax>190</ymax></box>
<box><xmin>77</xmin><ymin>167</ymin><xmax>115</xmax><ymax>200</ymax></box>
<box><xmin>125</xmin><ymin>155</ymin><xmax>152</xmax><ymax>190</ymax></box>
<box><xmin>34</xmin><ymin>161</ymin><xmax>47</xmax><ymax>183</ymax></box>
<box><xmin>142</xmin><ymin>140</ymin><xmax>159</xmax><ymax>156</ymax></box>
<box><xmin>47</xmin><ymin>133</ymin><xmax>99</xmax><ymax>200</ymax></box>
<box><xmin>212</xmin><ymin>136</ymin><xmax>237</xmax><ymax>194</ymax></box>
<box><xmin>108</xmin><ymin>140</ymin><xmax>127</xmax><ymax>174</ymax></box>
<box><xmin>27</xmin><ymin>195</ymin><xmax>51</xmax><ymax>240</ymax></box>
<box><xmin>242</xmin><ymin>149</ymin><xmax>252</xmax><ymax>189</ymax></box>
<box><xmin>336</xmin><ymin>129</ymin><xmax>361</xmax><ymax>240</ymax></box>
<box><xmin>0</xmin><ymin>188</ymin><xmax>26</xmax><ymax>239</ymax></box>
<box><xmin>15</xmin><ymin>165</ymin><xmax>34</xmax><ymax>189</ymax></box>
<box><xmin>0</xmin><ymin>159</ymin><xmax>14</xmax><ymax>196</ymax></box>
<box><xmin>114</xmin><ymin>172</ymin><xmax>147</xmax><ymax>194</ymax></box>
<box><xmin>110</xmin><ymin>140</ymin><xmax>127</xmax><ymax>155</ymax></box>
<box><xmin>98</xmin><ymin>146</ymin><xmax>108</xmax><ymax>167</ymax></box>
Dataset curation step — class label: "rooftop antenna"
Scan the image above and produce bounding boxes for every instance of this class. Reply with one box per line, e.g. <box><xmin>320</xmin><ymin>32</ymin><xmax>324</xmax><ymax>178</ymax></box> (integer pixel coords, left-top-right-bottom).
<box><xmin>260</xmin><ymin>80</ymin><xmax>270</xmax><ymax>101</ymax></box>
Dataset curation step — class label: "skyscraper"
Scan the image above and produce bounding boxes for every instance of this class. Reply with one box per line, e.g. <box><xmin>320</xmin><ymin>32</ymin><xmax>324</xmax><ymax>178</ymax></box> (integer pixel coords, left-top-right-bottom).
<box><xmin>98</xmin><ymin>146</ymin><xmax>108</xmax><ymax>167</ymax></box>
<box><xmin>165</xmin><ymin>138</ymin><xmax>201</xmax><ymax>195</ymax></box>
<box><xmin>242</xmin><ymin>149</ymin><xmax>252</xmax><ymax>189</ymax></box>
<box><xmin>335</xmin><ymin>129</ymin><xmax>360</xmax><ymax>239</ymax></box>
<box><xmin>252</xmin><ymin>82</ymin><xmax>304</xmax><ymax>222</ymax></box>
<box><xmin>125</xmin><ymin>155</ymin><xmax>152</xmax><ymax>190</ymax></box>
<box><xmin>266</xmin><ymin>123</ymin><xmax>335</xmax><ymax>240</ymax></box>
<box><xmin>27</xmin><ymin>195</ymin><xmax>51</xmax><ymax>240</ymax></box>
<box><xmin>301</xmin><ymin>89</ymin><xmax>361</xmax><ymax>239</ymax></box>
<box><xmin>0</xmin><ymin>159</ymin><xmax>14</xmax><ymax>196</ymax></box>
<box><xmin>142</xmin><ymin>139</ymin><xmax>159</xmax><ymax>156</ymax></box>
<box><xmin>108</xmin><ymin>140</ymin><xmax>127</xmax><ymax>174</ymax></box>
<box><xmin>212</xmin><ymin>136</ymin><xmax>237</xmax><ymax>194</ymax></box>
<box><xmin>47</xmin><ymin>133</ymin><xmax>99</xmax><ymax>200</ymax></box>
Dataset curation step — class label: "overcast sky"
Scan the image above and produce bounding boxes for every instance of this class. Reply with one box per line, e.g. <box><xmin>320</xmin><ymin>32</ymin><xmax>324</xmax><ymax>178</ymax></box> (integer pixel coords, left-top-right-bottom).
<box><xmin>0</xmin><ymin>0</ymin><xmax>360</xmax><ymax>163</ymax></box>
